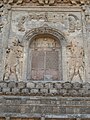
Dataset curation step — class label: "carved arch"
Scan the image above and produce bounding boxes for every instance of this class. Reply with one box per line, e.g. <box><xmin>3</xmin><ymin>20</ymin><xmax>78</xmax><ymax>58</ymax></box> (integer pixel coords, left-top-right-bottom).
<box><xmin>22</xmin><ymin>24</ymin><xmax>67</xmax><ymax>47</ymax></box>
<box><xmin>22</xmin><ymin>25</ymin><xmax>67</xmax><ymax>81</ymax></box>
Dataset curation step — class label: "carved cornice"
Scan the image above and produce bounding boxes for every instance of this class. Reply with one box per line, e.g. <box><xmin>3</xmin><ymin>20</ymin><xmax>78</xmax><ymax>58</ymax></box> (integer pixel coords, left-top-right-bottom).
<box><xmin>0</xmin><ymin>0</ymin><xmax>90</xmax><ymax>6</ymax></box>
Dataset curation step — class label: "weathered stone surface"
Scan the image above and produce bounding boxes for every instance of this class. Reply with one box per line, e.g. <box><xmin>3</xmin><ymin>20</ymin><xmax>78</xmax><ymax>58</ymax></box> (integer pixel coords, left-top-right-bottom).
<box><xmin>12</xmin><ymin>88</ymin><xmax>20</xmax><ymax>94</ymax></box>
<box><xmin>44</xmin><ymin>82</ymin><xmax>54</xmax><ymax>89</ymax></box>
<box><xmin>0</xmin><ymin>1</ymin><xmax>90</xmax><ymax>119</ymax></box>
<box><xmin>49</xmin><ymin>89</ymin><xmax>58</xmax><ymax>95</ymax></box>
<box><xmin>17</xmin><ymin>82</ymin><xmax>26</xmax><ymax>89</ymax></box>
<box><xmin>73</xmin><ymin>82</ymin><xmax>82</xmax><ymax>90</ymax></box>
<box><xmin>82</xmin><ymin>82</ymin><xmax>90</xmax><ymax>90</ymax></box>
<box><xmin>68</xmin><ymin>90</ymin><xmax>79</xmax><ymax>97</ymax></box>
<box><xmin>36</xmin><ymin>83</ymin><xmax>43</xmax><ymax>88</ymax></box>
<box><xmin>59</xmin><ymin>89</ymin><xmax>67</xmax><ymax>96</ymax></box>
<box><xmin>0</xmin><ymin>82</ymin><xmax>7</xmax><ymax>88</ymax></box>
<box><xmin>21</xmin><ymin>88</ymin><xmax>29</xmax><ymax>94</ymax></box>
<box><xmin>8</xmin><ymin>81</ymin><xmax>16</xmax><ymax>88</ymax></box>
<box><xmin>26</xmin><ymin>82</ymin><xmax>35</xmax><ymax>88</ymax></box>
<box><xmin>30</xmin><ymin>89</ymin><xmax>39</xmax><ymax>94</ymax></box>
<box><xmin>63</xmin><ymin>82</ymin><xmax>72</xmax><ymax>90</ymax></box>
<box><xmin>55</xmin><ymin>82</ymin><xmax>62</xmax><ymax>89</ymax></box>
<box><xmin>40</xmin><ymin>88</ymin><xmax>48</xmax><ymax>94</ymax></box>
<box><xmin>2</xmin><ymin>88</ymin><xmax>10</xmax><ymax>93</ymax></box>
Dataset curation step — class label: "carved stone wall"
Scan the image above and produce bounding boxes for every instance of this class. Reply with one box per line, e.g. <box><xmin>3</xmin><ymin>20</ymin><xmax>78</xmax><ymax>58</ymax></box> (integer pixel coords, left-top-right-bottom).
<box><xmin>2</xmin><ymin>6</ymin><xmax>86</xmax><ymax>82</ymax></box>
<box><xmin>0</xmin><ymin>1</ymin><xmax>90</xmax><ymax>119</ymax></box>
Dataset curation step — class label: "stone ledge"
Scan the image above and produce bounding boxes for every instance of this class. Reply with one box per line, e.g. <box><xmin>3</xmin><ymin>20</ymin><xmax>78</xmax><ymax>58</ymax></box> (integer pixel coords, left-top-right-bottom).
<box><xmin>0</xmin><ymin>81</ymin><xmax>89</xmax><ymax>97</ymax></box>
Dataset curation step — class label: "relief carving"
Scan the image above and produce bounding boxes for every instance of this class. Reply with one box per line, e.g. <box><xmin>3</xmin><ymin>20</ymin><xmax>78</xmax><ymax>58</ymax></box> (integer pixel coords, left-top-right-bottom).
<box><xmin>0</xmin><ymin>15</ymin><xmax>3</xmax><ymax>33</ymax></box>
<box><xmin>0</xmin><ymin>2</ymin><xmax>4</xmax><ymax>33</ymax></box>
<box><xmin>0</xmin><ymin>0</ymin><xmax>90</xmax><ymax>6</ymax></box>
<box><xmin>85</xmin><ymin>8</ymin><xmax>90</xmax><ymax>32</ymax></box>
<box><xmin>68</xmin><ymin>15</ymin><xmax>81</xmax><ymax>32</ymax></box>
<box><xmin>17</xmin><ymin>16</ymin><xmax>25</xmax><ymax>32</ymax></box>
<box><xmin>67</xmin><ymin>41</ymin><xmax>85</xmax><ymax>82</ymax></box>
<box><xmin>3</xmin><ymin>38</ymin><xmax>23</xmax><ymax>81</ymax></box>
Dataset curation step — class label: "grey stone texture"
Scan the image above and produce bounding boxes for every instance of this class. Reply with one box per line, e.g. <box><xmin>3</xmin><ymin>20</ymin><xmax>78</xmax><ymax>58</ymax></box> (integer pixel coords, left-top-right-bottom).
<box><xmin>0</xmin><ymin>1</ymin><xmax>90</xmax><ymax>119</ymax></box>
<box><xmin>0</xmin><ymin>96</ymin><xmax>89</xmax><ymax>118</ymax></box>
<box><xmin>0</xmin><ymin>81</ymin><xmax>89</xmax><ymax>97</ymax></box>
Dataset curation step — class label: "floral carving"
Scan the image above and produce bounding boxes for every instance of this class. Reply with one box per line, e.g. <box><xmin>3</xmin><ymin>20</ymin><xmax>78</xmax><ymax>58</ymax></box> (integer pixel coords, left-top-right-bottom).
<box><xmin>0</xmin><ymin>0</ymin><xmax>90</xmax><ymax>6</ymax></box>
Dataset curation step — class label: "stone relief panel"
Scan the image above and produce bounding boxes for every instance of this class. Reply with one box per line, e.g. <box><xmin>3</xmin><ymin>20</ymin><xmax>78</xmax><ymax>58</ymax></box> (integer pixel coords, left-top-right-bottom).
<box><xmin>67</xmin><ymin>40</ymin><xmax>85</xmax><ymax>82</ymax></box>
<box><xmin>68</xmin><ymin>14</ymin><xmax>81</xmax><ymax>33</ymax></box>
<box><xmin>2</xmin><ymin>7</ymin><xmax>86</xmax><ymax>82</ymax></box>
<box><xmin>3</xmin><ymin>37</ymin><xmax>23</xmax><ymax>81</ymax></box>
<box><xmin>0</xmin><ymin>0</ymin><xmax>90</xmax><ymax>6</ymax></box>
<box><xmin>11</xmin><ymin>10</ymin><xmax>82</xmax><ymax>36</ymax></box>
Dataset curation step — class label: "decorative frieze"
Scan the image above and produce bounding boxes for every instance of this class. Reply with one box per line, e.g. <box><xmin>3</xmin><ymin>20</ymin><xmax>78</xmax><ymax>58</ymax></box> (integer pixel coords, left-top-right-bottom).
<box><xmin>0</xmin><ymin>81</ymin><xmax>90</xmax><ymax>97</ymax></box>
<box><xmin>0</xmin><ymin>0</ymin><xmax>90</xmax><ymax>6</ymax></box>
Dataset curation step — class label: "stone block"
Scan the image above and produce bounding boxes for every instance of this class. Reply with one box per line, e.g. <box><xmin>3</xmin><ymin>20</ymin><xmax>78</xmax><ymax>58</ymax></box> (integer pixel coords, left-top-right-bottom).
<box><xmin>40</xmin><ymin>88</ymin><xmax>48</xmax><ymax>94</ymax></box>
<box><xmin>36</xmin><ymin>82</ymin><xmax>43</xmax><ymax>88</ymax></box>
<box><xmin>12</xmin><ymin>88</ymin><xmax>20</xmax><ymax>94</ymax></box>
<box><xmin>68</xmin><ymin>90</ymin><xmax>79</xmax><ymax>96</ymax></box>
<box><xmin>49</xmin><ymin>89</ymin><xmax>57</xmax><ymax>94</ymax></box>
<box><xmin>55</xmin><ymin>82</ymin><xmax>62</xmax><ymax>89</ymax></box>
<box><xmin>17</xmin><ymin>82</ymin><xmax>26</xmax><ymax>89</ymax></box>
<box><xmin>73</xmin><ymin>82</ymin><xmax>81</xmax><ymax>90</ymax></box>
<box><xmin>82</xmin><ymin>82</ymin><xmax>90</xmax><ymax>90</ymax></box>
<box><xmin>44</xmin><ymin>82</ymin><xmax>54</xmax><ymax>89</ymax></box>
<box><xmin>8</xmin><ymin>81</ymin><xmax>16</xmax><ymax>88</ymax></box>
<box><xmin>21</xmin><ymin>88</ymin><xmax>29</xmax><ymax>94</ymax></box>
<box><xmin>26</xmin><ymin>82</ymin><xmax>35</xmax><ymax>88</ymax></box>
<box><xmin>59</xmin><ymin>89</ymin><xmax>67</xmax><ymax>96</ymax></box>
<box><xmin>2</xmin><ymin>87</ymin><xmax>10</xmax><ymax>93</ymax></box>
<box><xmin>30</xmin><ymin>88</ymin><xmax>39</xmax><ymax>94</ymax></box>
<box><xmin>0</xmin><ymin>82</ymin><xmax>7</xmax><ymax>88</ymax></box>
<box><xmin>63</xmin><ymin>82</ymin><xmax>72</xmax><ymax>89</ymax></box>
<box><xmin>79</xmin><ymin>89</ymin><xmax>90</xmax><ymax>97</ymax></box>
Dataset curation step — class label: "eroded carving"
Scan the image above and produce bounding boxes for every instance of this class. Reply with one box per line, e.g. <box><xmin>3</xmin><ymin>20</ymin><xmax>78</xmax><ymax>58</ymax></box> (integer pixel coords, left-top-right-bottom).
<box><xmin>0</xmin><ymin>0</ymin><xmax>90</xmax><ymax>6</ymax></box>
<box><xmin>17</xmin><ymin>16</ymin><xmax>25</xmax><ymax>32</ymax></box>
<box><xmin>67</xmin><ymin>41</ymin><xmax>85</xmax><ymax>82</ymax></box>
<box><xmin>0</xmin><ymin>15</ymin><xmax>3</xmax><ymax>33</ymax></box>
<box><xmin>68</xmin><ymin>15</ymin><xmax>81</xmax><ymax>32</ymax></box>
<box><xmin>3</xmin><ymin>38</ymin><xmax>23</xmax><ymax>81</ymax></box>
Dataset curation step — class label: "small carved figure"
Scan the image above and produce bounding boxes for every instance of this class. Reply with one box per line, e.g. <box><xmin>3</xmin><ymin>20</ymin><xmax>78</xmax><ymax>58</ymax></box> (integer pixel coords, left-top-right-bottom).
<box><xmin>3</xmin><ymin>38</ymin><xmax>23</xmax><ymax>81</ymax></box>
<box><xmin>67</xmin><ymin>41</ymin><xmax>85</xmax><ymax>82</ymax></box>
<box><xmin>17</xmin><ymin>16</ymin><xmax>25</xmax><ymax>32</ymax></box>
<box><xmin>68</xmin><ymin>15</ymin><xmax>76</xmax><ymax>32</ymax></box>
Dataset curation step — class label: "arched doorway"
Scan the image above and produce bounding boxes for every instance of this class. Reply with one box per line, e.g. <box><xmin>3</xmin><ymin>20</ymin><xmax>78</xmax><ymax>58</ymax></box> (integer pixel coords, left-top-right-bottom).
<box><xmin>27</xmin><ymin>35</ymin><xmax>61</xmax><ymax>80</ymax></box>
